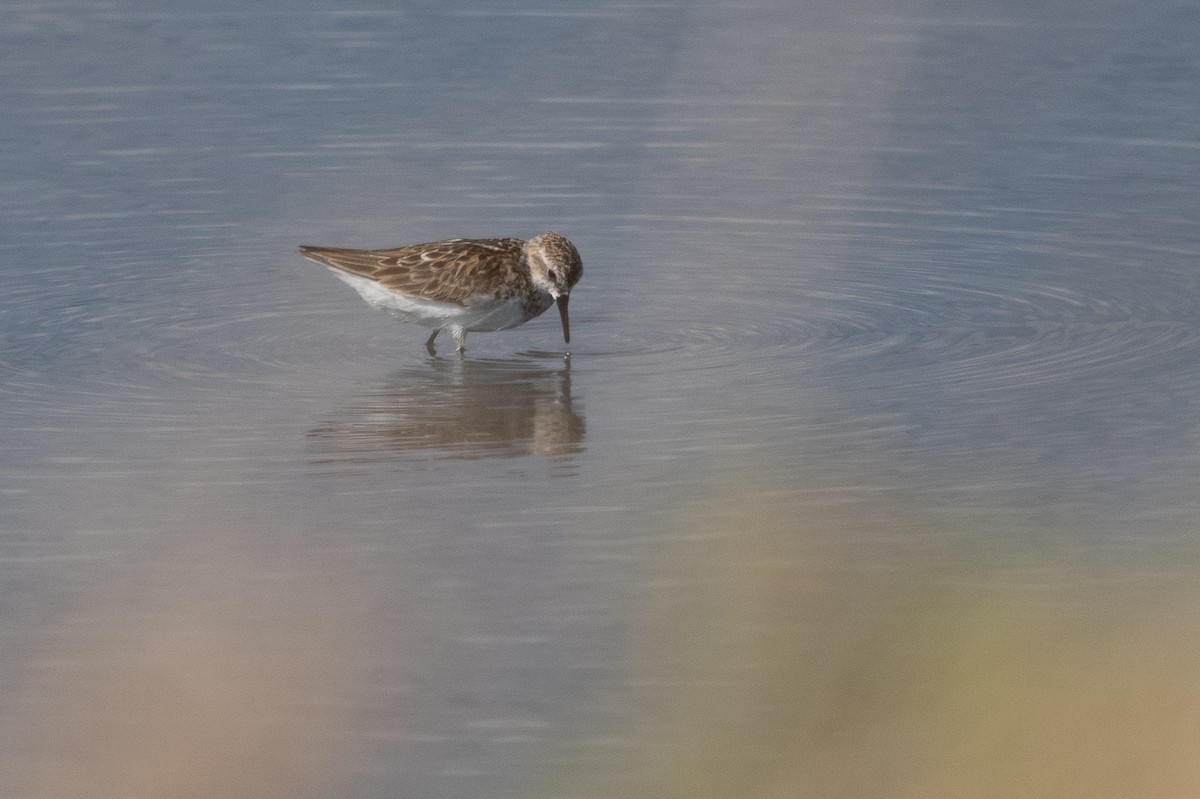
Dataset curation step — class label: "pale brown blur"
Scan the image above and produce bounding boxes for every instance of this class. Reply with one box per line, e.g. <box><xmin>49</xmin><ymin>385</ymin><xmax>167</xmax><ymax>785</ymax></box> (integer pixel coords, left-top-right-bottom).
<box><xmin>0</xmin><ymin>563</ymin><xmax>357</xmax><ymax>799</ymax></box>
<box><xmin>8</xmin><ymin>475</ymin><xmax>1200</xmax><ymax>799</ymax></box>
<box><xmin>538</xmin><ymin>468</ymin><xmax>1200</xmax><ymax>799</ymax></box>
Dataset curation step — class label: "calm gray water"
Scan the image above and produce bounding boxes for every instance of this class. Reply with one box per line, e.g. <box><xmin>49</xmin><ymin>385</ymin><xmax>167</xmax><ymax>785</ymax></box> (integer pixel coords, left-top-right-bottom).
<box><xmin>4</xmin><ymin>1</ymin><xmax>1200</xmax><ymax>797</ymax></box>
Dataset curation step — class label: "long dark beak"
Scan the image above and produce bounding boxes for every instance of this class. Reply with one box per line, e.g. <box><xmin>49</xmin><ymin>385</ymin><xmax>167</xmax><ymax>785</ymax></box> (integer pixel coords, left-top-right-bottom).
<box><xmin>556</xmin><ymin>294</ymin><xmax>571</xmax><ymax>344</ymax></box>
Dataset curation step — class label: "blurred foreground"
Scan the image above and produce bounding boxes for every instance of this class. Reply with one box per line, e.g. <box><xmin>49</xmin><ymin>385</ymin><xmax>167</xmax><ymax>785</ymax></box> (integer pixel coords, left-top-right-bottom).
<box><xmin>4</xmin><ymin>471</ymin><xmax>1198</xmax><ymax>799</ymax></box>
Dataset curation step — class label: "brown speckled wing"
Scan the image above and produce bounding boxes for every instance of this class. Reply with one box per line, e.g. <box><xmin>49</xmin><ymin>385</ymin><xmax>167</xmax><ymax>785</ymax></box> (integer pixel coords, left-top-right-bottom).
<box><xmin>300</xmin><ymin>238</ymin><xmax>528</xmax><ymax>305</ymax></box>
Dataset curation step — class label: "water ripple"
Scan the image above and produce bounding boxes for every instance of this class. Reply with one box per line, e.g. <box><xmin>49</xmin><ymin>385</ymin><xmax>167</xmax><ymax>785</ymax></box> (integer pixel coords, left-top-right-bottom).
<box><xmin>572</xmin><ymin>262</ymin><xmax>1200</xmax><ymax>398</ymax></box>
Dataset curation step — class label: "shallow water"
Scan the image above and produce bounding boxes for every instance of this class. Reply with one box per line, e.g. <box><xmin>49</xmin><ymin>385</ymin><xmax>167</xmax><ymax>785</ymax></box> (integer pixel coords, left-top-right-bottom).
<box><xmin>3</xmin><ymin>1</ymin><xmax>1200</xmax><ymax>797</ymax></box>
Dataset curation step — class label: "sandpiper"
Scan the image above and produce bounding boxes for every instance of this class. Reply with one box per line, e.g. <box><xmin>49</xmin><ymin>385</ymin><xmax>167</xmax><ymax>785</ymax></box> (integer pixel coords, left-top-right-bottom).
<box><xmin>300</xmin><ymin>231</ymin><xmax>582</xmax><ymax>353</ymax></box>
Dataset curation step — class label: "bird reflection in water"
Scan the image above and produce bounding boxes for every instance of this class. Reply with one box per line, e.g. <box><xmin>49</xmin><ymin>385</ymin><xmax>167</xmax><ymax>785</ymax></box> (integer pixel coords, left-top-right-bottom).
<box><xmin>308</xmin><ymin>356</ymin><xmax>584</xmax><ymax>465</ymax></box>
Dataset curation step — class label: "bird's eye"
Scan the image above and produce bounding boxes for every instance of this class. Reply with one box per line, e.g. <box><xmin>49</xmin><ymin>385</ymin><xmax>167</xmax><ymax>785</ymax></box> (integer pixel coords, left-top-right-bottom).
<box><xmin>548</xmin><ymin>269</ymin><xmax>559</xmax><ymax>281</ymax></box>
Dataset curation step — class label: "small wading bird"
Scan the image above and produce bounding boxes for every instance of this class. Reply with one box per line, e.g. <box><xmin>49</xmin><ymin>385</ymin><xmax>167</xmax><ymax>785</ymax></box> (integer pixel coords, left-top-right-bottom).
<box><xmin>299</xmin><ymin>231</ymin><xmax>582</xmax><ymax>354</ymax></box>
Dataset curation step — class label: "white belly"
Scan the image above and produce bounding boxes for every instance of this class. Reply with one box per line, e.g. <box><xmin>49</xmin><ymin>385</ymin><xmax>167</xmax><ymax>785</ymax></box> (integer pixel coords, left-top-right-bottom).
<box><xmin>329</xmin><ymin>269</ymin><xmax>550</xmax><ymax>332</ymax></box>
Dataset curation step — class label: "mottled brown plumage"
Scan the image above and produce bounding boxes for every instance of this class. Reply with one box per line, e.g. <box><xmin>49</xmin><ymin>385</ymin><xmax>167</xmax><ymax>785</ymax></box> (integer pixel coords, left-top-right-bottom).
<box><xmin>299</xmin><ymin>232</ymin><xmax>582</xmax><ymax>352</ymax></box>
<box><xmin>298</xmin><ymin>238</ymin><xmax>531</xmax><ymax>306</ymax></box>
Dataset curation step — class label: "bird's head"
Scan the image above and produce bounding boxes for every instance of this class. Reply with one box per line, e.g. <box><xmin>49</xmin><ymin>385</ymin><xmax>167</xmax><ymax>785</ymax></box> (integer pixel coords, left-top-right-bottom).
<box><xmin>525</xmin><ymin>231</ymin><xmax>583</xmax><ymax>343</ymax></box>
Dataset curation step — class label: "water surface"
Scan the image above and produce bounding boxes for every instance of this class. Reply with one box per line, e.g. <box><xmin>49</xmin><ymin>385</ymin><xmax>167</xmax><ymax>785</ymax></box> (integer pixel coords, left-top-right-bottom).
<box><xmin>3</xmin><ymin>1</ymin><xmax>1200</xmax><ymax>796</ymax></box>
